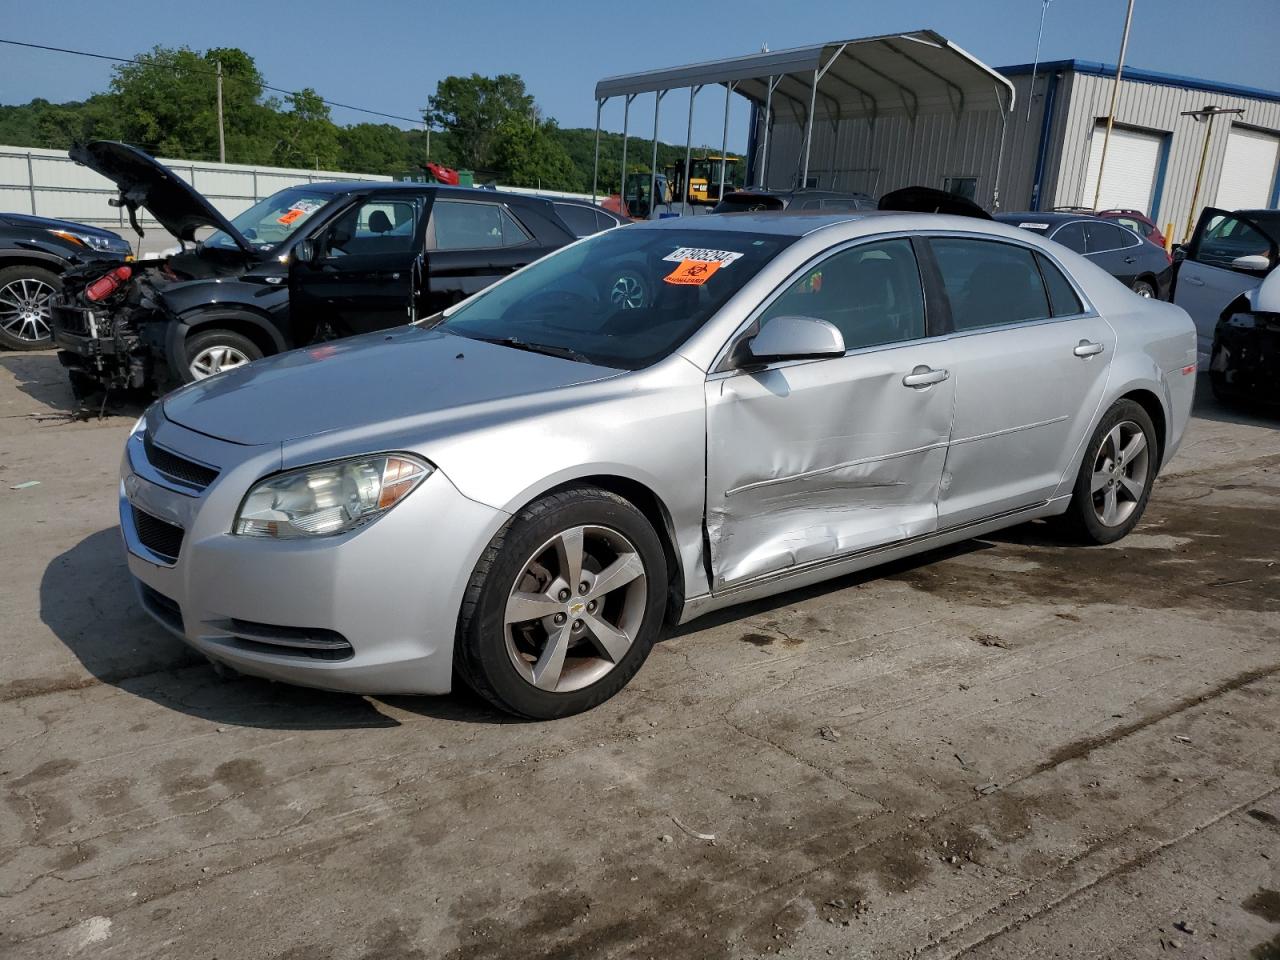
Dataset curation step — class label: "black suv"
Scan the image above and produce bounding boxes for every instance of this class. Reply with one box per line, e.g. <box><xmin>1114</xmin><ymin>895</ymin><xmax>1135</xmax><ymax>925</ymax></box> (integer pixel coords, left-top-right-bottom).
<box><xmin>0</xmin><ymin>211</ymin><xmax>132</xmax><ymax>350</ymax></box>
<box><xmin>51</xmin><ymin>141</ymin><xmax>578</xmax><ymax>396</ymax></box>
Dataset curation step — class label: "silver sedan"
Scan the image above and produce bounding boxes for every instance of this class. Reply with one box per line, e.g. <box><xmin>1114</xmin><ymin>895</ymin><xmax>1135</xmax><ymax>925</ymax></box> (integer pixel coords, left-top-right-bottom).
<box><xmin>119</xmin><ymin>212</ymin><xmax>1197</xmax><ymax>718</ymax></box>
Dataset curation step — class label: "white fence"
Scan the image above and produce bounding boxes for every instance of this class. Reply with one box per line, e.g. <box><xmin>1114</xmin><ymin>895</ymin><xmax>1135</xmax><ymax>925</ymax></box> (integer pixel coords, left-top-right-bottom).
<box><xmin>0</xmin><ymin>145</ymin><xmax>392</xmax><ymax>255</ymax></box>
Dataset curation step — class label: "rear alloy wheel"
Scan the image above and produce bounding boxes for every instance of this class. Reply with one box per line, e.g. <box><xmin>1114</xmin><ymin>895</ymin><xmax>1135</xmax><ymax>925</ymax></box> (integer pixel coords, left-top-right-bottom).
<box><xmin>1131</xmin><ymin>279</ymin><xmax>1156</xmax><ymax>298</ymax></box>
<box><xmin>0</xmin><ymin>265</ymin><xmax>61</xmax><ymax>350</ymax></box>
<box><xmin>1062</xmin><ymin>399</ymin><xmax>1158</xmax><ymax>544</ymax></box>
<box><xmin>455</xmin><ymin>487</ymin><xmax>667</xmax><ymax>719</ymax></box>
<box><xmin>182</xmin><ymin>329</ymin><xmax>263</xmax><ymax>383</ymax></box>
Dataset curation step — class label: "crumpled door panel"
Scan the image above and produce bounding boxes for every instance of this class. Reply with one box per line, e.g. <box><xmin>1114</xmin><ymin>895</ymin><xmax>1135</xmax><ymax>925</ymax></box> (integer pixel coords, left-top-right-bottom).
<box><xmin>705</xmin><ymin>347</ymin><xmax>955</xmax><ymax>591</ymax></box>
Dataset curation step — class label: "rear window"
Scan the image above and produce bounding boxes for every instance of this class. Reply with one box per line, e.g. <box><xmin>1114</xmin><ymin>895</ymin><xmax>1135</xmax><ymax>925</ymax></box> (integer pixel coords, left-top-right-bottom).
<box><xmin>929</xmin><ymin>238</ymin><xmax>1051</xmax><ymax>331</ymax></box>
<box><xmin>713</xmin><ymin>194</ymin><xmax>785</xmax><ymax>213</ymax></box>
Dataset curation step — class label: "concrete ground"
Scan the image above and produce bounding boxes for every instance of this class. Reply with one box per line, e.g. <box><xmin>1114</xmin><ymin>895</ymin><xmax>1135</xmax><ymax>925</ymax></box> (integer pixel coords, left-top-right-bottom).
<box><xmin>1</xmin><ymin>349</ymin><xmax>1277</xmax><ymax>960</ymax></box>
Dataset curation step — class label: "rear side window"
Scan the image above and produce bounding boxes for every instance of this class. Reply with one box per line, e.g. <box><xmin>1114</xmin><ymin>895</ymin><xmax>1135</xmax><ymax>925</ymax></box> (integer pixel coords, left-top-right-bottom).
<box><xmin>1086</xmin><ymin>221</ymin><xmax>1135</xmax><ymax>253</ymax></box>
<box><xmin>554</xmin><ymin>203</ymin><xmax>603</xmax><ymax>238</ymax></box>
<box><xmin>930</xmin><ymin>238</ymin><xmax>1051</xmax><ymax>331</ymax></box>
<box><xmin>1036</xmin><ymin>253</ymin><xmax>1084</xmax><ymax>317</ymax></box>
<box><xmin>430</xmin><ymin>200</ymin><xmax>531</xmax><ymax>250</ymax></box>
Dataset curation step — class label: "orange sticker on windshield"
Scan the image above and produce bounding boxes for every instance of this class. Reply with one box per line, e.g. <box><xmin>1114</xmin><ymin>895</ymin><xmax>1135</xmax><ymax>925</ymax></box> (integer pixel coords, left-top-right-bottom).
<box><xmin>277</xmin><ymin>208</ymin><xmax>305</xmax><ymax>225</ymax></box>
<box><xmin>664</xmin><ymin>259</ymin><xmax>721</xmax><ymax>285</ymax></box>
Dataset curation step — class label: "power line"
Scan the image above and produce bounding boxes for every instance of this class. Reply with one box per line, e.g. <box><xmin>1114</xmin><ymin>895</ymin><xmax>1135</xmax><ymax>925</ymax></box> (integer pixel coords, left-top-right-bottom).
<box><xmin>0</xmin><ymin>37</ymin><xmax>425</xmax><ymax>126</ymax></box>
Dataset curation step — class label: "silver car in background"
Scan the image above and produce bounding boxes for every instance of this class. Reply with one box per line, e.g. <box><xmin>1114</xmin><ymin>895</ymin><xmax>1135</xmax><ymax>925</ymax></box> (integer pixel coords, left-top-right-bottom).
<box><xmin>119</xmin><ymin>212</ymin><xmax>1197</xmax><ymax>718</ymax></box>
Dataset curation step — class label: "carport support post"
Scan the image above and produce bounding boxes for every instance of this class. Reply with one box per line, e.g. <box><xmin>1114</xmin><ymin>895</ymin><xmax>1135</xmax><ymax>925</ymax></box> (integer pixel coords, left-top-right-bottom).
<box><xmin>719</xmin><ymin>82</ymin><xmax>735</xmax><ymax>198</ymax></box>
<box><xmin>681</xmin><ymin>85</ymin><xmax>702</xmax><ymax>216</ymax></box>
<box><xmin>649</xmin><ymin>90</ymin><xmax>667</xmax><ymax>220</ymax></box>
<box><xmin>591</xmin><ymin>98</ymin><xmax>605</xmax><ymax>203</ymax></box>
<box><xmin>620</xmin><ymin>94</ymin><xmax>635</xmax><ymax>205</ymax></box>
<box><xmin>759</xmin><ymin>77</ymin><xmax>776</xmax><ymax>188</ymax></box>
<box><xmin>802</xmin><ymin>68</ymin><xmax>819</xmax><ymax>188</ymax></box>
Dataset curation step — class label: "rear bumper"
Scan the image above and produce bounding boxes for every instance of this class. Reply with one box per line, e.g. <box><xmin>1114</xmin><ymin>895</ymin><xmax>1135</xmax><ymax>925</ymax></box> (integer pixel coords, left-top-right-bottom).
<box><xmin>120</xmin><ymin>411</ymin><xmax>509</xmax><ymax>695</ymax></box>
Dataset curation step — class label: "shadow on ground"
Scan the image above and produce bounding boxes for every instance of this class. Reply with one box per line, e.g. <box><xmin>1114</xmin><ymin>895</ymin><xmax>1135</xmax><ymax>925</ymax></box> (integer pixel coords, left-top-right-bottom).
<box><xmin>0</xmin><ymin>350</ymin><xmax>144</xmax><ymax>419</ymax></box>
<box><xmin>1191</xmin><ymin>376</ymin><xmax>1280</xmax><ymax>430</ymax></box>
<box><xmin>37</xmin><ymin>526</ymin><xmax>515</xmax><ymax>729</ymax></box>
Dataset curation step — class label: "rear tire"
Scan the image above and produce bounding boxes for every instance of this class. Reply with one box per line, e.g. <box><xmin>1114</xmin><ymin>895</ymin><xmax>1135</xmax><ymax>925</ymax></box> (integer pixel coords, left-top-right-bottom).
<box><xmin>454</xmin><ymin>486</ymin><xmax>667</xmax><ymax>720</ymax></box>
<box><xmin>1061</xmin><ymin>399</ymin><xmax>1158</xmax><ymax>545</ymax></box>
<box><xmin>0</xmin><ymin>265</ymin><xmax>61</xmax><ymax>350</ymax></box>
<box><xmin>181</xmin><ymin>329</ymin><xmax>263</xmax><ymax>383</ymax></box>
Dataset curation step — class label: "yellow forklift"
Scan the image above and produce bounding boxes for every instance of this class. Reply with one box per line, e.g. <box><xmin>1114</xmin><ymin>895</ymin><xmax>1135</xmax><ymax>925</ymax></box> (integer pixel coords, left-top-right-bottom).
<box><xmin>665</xmin><ymin>156</ymin><xmax>743</xmax><ymax>206</ymax></box>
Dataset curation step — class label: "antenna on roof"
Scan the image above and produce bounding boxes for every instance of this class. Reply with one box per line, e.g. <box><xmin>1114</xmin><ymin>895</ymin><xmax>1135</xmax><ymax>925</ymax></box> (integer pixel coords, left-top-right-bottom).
<box><xmin>761</xmin><ymin>43</ymin><xmax>769</xmax><ymax>53</ymax></box>
<box><xmin>1027</xmin><ymin>0</ymin><xmax>1053</xmax><ymax>122</ymax></box>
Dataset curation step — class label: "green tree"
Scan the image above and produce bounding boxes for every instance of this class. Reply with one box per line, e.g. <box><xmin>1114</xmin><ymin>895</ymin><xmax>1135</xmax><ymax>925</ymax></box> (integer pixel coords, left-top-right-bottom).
<box><xmin>426</xmin><ymin>73</ymin><xmax>536</xmax><ymax>172</ymax></box>
<box><xmin>270</xmin><ymin>89</ymin><xmax>341</xmax><ymax>170</ymax></box>
<box><xmin>491</xmin><ymin>117</ymin><xmax>580</xmax><ymax>190</ymax></box>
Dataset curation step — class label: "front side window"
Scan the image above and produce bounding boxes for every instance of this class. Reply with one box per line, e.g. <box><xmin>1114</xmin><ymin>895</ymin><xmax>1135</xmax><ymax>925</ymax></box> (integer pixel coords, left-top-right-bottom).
<box><xmin>757</xmin><ymin>238</ymin><xmax>925</xmax><ymax>351</ymax></box>
<box><xmin>930</xmin><ymin>237</ymin><xmax>1051</xmax><ymax>331</ymax></box>
<box><xmin>430</xmin><ymin>200</ymin><xmax>531</xmax><ymax>250</ymax></box>
<box><xmin>317</xmin><ymin>197</ymin><xmax>422</xmax><ymax>258</ymax></box>
<box><xmin>1050</xmin><ymin>222</ymin><xmax>1088</xmax><ymax>254</ymax></box>
<box><xmin>437</xmin><ymin>228</ymin><xmax>795</xmax><ymax>370</ymax></box>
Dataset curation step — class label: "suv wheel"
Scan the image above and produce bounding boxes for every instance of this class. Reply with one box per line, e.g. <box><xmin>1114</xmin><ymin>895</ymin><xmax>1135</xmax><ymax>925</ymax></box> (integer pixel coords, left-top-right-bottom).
<box><xmin>455</xmin><ymin>487</ymin><xmax>667</xmax><ymax>719</ymax></box>
<box><xmin>183</xmin><ymin>329</ymin><xmax>263</xmax><ymax>382</ymax></box>
<box><xmin>0</xmin><ymin>265</ymin><xmax>61</xmax><ymax>350</ymax></box>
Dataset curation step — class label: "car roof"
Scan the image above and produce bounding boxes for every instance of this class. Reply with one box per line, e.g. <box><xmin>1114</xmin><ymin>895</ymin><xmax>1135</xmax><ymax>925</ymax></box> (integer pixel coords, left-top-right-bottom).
<box><xmin>295</xmin><ymin>180</ymin><xmax>549</xmax><ymax>205</ymax></box>
<box><xmin>632</xmin><ymin>209</ymin><xmax>1030</xmax><ymax>238</ymax></box>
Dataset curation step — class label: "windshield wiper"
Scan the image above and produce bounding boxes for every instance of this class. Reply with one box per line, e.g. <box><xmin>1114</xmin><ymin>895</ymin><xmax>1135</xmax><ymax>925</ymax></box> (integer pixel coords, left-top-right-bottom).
<box><xmin>471</xmin><ymin>335</ymin><xmax>591</xmax><ymax>364</ymax></box>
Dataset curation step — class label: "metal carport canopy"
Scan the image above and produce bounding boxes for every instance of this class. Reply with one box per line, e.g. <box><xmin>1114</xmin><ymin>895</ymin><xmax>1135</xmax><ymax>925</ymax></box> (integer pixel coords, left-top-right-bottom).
<box><xmin>593</xmin><ymin>30</ymin><xmax>1016</xmax><ymax>122</ymax></box>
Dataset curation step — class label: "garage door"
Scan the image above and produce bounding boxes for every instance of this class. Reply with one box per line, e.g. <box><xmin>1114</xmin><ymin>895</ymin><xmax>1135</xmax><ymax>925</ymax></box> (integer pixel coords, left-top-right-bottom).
<box><xmin>1081</xmin><ymin>123</ymin><xmax>1163</xmax><ymax>214</ymax></box>
<box><xmin>1216</xmin><ymin>126</ymin><xmax>1279</xmax><ymax>210</ymax></box>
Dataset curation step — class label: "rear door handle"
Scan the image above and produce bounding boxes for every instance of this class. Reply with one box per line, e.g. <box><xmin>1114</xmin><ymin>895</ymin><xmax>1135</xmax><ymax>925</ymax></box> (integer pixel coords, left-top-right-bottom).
<box><xmin>1074</xmin><ymin>340</ymin><xmax>1105</xmax><ymax>358</ymax></box>
<box><xmin>902</xmin><ymin>365</ymin><xmax>949</xmax><ymax>388</ymax></box>
<box><xmin>1185</xmin><ymin>276</ymin><xmax>1205</xmax><ymax>286</ymax></box>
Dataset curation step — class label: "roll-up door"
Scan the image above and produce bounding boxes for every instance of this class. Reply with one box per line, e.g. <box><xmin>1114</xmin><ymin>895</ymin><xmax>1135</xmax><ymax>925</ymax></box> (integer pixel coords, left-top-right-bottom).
<box><xmin>1081</xmin><ymin>123</ymin><xmax>1163</xmax><ymax>214</ymax></box>
<box><xmin>1215</xmin><ymin>126</ymin><xmax>1279</xmax><ymax>210</ymax></box>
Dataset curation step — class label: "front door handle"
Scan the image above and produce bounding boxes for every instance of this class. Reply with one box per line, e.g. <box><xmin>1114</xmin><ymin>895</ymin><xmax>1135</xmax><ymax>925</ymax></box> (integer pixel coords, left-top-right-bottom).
<box><xmin>902</xmin><ymin>365</ymin><xmax>949</xmax><ymax>388</ymax></box>
<box><xmin>1124</xmin><ymin>256</ymin><xmax>1137</xmax><ymax>264</ymax></box>
<box><xmin>1074</xmin><ymin>339</ymin><xmax>1105</xmax><ymax>358</ymax></box>
<box><xmin>1184</xmin><ymin>276</ymin><xmax>1205</xmax><ymax>286</ymax></box>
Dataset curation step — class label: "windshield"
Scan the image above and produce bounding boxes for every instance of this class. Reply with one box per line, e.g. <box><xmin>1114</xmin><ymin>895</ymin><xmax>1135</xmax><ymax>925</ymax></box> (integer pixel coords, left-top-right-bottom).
<box><xmin>204</xmin><ymin>187</ymin><xmax>334</xmax><ymax>252</ymax></box>
<box><xmin>438</xmin><ymin>227</ymin><xmax>796</xmax><ymax>370</ymax></box>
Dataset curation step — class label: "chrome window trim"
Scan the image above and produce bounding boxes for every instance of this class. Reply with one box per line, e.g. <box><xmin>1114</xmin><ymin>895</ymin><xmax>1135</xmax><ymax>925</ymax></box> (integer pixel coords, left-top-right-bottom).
<box><xmin>1052</xmin><ymin>218</ymin><xmax>1143</xmax><ymax>255</ymax></box>
<box><xmin>709</xmin><ymin>228</ymin><xmax>1099</xmax><ymax>377</ymax></box>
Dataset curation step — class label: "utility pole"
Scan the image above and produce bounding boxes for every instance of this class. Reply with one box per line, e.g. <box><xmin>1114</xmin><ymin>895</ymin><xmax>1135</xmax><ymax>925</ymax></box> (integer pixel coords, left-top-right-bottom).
<box><xmin>1091</xmin><ymin>0</ymin><xmax>1135</xmax><ymax>210</ymax></box>
<box><xmin>1181</xmin><ymin>105</ymin><xmax>1244</xmax><ymax>241</ymax></box>
<box><xmin>215</xmin><ymin>60</ymin><xmax>226</xmax><ymax>164</ymax></box>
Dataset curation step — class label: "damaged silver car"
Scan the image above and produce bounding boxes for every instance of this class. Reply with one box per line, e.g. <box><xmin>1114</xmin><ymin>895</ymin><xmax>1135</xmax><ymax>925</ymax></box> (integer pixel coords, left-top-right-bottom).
<box><xmin>120</xmin><ymin>212</ymin><xmax>1196</xmax><ymax>718</ymax></box>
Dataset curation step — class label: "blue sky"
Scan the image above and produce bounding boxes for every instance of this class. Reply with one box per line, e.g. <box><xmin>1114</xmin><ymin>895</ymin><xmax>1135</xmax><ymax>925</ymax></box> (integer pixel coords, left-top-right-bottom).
<box><xmin>2</xmin><ymin>0</ymin><xmax>1277</xmax><ymax>153</ymax></box>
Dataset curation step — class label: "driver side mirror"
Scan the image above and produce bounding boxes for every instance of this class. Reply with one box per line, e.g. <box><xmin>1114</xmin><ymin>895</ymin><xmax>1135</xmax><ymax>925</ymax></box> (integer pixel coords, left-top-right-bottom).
<box><xmin>747</xmin><ymin>315</ymin><xmax>845</xmax><ymax>364</ymax></box>
<box><xmin>295</xmin><ymin>239</ymin><xmax>317</xmax><ymax>266</ymax></box>
<box><xmin>1231</xmin><ymin>253</ymin><xmax>1272</xmax><ymax>274</ymax></box>
<box><xmin>1171</xmin><ymin>243</ymin><xmax>1186</xmax><ymax>263</ymax></box>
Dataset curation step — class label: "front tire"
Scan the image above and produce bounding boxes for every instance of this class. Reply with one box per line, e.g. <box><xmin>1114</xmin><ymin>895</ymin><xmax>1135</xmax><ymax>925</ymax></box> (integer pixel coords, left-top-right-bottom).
<box><xmin>455</xmin><ymin>487</ymin><xmax>668</xmax><ymax>719</ymax></box>
<box><xmin>1131</xmin><ymin>279</ymin><xmax>1156</xmax><ymax>299</ymax></box>
<box><xmin>182</xmin><ymin>329</ymin><xmax>263</xmax><ymax>383</ymax></box>
<box><xmin>1061</xmin><ymin>399</ymin><xmax>1158</xmax><ymax>544</ymax></box>
<box><xmin>0</xmin><ymin>265</ymin><xmax>61</xmax><ymax>350</ymax></box>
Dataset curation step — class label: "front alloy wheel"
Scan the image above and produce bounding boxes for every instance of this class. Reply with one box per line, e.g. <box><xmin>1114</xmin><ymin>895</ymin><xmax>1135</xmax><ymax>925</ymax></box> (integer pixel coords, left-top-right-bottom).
<box><xmin>189</xmin><ymin>344</ymin><xmax>252</xmax><ymax>379</ymax></box>
<box><xmin>455</xmin><ymin>486</ymin><xmax>667</xmax><ymax>719</ymax></box>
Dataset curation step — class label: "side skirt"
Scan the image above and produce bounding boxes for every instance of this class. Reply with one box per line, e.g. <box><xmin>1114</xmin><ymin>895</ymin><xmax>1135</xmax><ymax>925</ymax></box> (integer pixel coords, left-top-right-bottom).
<box><xmin>677</xmin><ymin>495</ymin><xmax>1072</xmax><ymax>626</ymax></box>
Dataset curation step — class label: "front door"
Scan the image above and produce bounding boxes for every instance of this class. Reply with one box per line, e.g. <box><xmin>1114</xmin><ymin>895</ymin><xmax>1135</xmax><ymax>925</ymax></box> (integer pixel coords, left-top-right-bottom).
<box><xmin>1173</xmin><ymin>208</ymin><xmax>1277</xmax><ymax>360</ymax></box>
<box><xmin>924</xmin><ymin>236</ymin><xmax>1118</xmax><ymax>528</ymax></box>
<box><xmin>290</xmin><ymin>194</ymin><xmax>427</xmax><ymax>337</ymax></box>
<box><xmin>705</xmin><ymin>237</ymin><xmax>955</xmax><ymax>590</ymax></box>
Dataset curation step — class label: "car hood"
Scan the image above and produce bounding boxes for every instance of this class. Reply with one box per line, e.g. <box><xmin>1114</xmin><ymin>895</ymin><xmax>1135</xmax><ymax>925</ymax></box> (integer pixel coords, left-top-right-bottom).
<box><xmin>162</xmin><ymin>326</ymin><xmax>621</xmax><ymax>446</ymax></box>
<box><xmin>0</xmin><ymin>212</ymin><xmax>123</xmax><ymax>239</ymax></box>
<box><xmin>69</xmin><ymin>140</ymin><xmax>254</xmax><ymax>255</ymax></box>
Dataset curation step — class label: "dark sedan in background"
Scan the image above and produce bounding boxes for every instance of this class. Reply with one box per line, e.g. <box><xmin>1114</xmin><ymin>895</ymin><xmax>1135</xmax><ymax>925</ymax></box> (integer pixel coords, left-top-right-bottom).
<box><xmin>996</xmin><ymin>212</ymin><xmax>1173</xmax><ymax>299</ymax></box>
<box><xmin>0</xmin><ymin>211</ymin><xmax>132</xmax><ymax>350</ymax></box>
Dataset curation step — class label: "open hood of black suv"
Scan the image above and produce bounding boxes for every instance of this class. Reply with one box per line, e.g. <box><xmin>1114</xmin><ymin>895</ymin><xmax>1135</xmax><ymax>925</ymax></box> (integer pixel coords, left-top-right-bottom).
<box><xmin>69</xmin><ymin>140</ymin><xmax>255</xmax><ymax>255</ymax></box>
<box><xmin>879</xmin><ymin>186</ymin><xmax>992</xmax><ymax>220</ymax></box>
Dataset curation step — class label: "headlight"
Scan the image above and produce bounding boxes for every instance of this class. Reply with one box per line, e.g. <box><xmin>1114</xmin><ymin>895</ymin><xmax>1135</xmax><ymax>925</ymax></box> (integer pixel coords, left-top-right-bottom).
<box><xmin>47</xmin><ymin>228</ymin><xmax>116</xmax><ymax>252</ymax></box>
<box><xmin>234</xmin><ymin>454</ymin><xmax>432</xmax><ymax>539</ymax></box>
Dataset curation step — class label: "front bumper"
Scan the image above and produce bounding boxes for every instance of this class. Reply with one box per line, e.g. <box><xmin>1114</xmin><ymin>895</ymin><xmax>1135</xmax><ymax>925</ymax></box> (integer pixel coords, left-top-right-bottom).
<box><xmin>120</xmin><ymin>411</ymin><xmax>509</xmax><ymax>695</ymax></box>
<box><xmin>1211</xmin><ymin>313</ymin><xmax>1280</xmax><ymax>407</ymax></box>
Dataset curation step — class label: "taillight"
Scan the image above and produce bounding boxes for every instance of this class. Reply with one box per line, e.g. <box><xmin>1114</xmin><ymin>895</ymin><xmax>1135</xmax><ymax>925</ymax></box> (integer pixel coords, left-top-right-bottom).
<box><xmin>85</xmin><ymin>265</ymin><xmax>132</xmax><ymax>302</ymax></box>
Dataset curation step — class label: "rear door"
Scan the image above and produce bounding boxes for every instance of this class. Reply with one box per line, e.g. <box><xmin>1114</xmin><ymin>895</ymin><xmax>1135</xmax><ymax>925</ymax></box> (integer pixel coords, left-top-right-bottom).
<box><xmin>1085</xmin><ymin>221</ymin><xmax>1143</xmax><ymax>287</ymax></box>
<box><xmin>289</xmin><ymin>193</ymin><xmax>427</xmax><ymax>337</ymax></box>
<box><xmin>925</xmin><ymin>236</ymin><xmax>1117</xmax><ymax>528</ymax></box>
<box><xmin>705</xmin><ymin>237</ymin><xmax>955</xmax><ymax>590</ymax></box>
<box><xmin>423</xmin><ymin>198</ymin><xmax>547</xmax><ymax>312</ymax></box>
<box><xmin>1173</xmin><ymin>208</ymin><xmax>1277</xmax><ymax>359</ymax></box>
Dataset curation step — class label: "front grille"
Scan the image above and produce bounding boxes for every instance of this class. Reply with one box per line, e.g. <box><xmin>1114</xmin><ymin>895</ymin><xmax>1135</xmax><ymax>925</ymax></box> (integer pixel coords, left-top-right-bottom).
<box><xmin>143</xmin><ymin>432</ymin><xmax>219</xmax><ymax>490</ymax></box>
<box><xmin>131</xmin><ymin>506</ymin><xmax>184</xmax><ymax>562</ymax></box>
<box><xmin>51</xmin><ymin>304</ymin><xmax>95</xmax><ymax>337</ymax></box>
<box><xmin>138</xmin><ymin>583</ymin><xmax>183</xmax><ymax>632</ymax></box>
